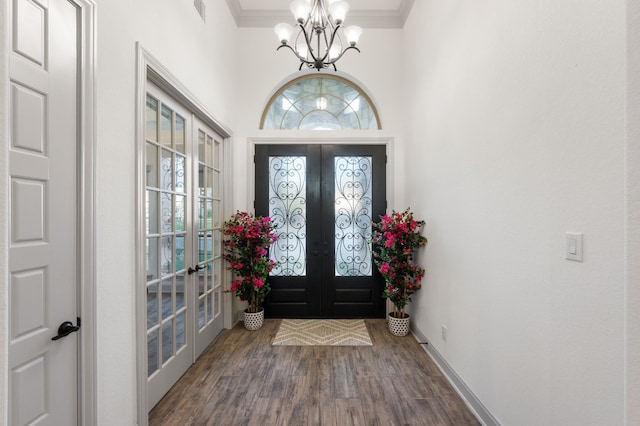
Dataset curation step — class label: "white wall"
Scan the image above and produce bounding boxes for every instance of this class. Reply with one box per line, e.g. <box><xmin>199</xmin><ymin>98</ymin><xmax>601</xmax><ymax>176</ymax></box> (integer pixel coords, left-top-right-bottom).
<box><xmin>95</xmin><ymin>0</ymin><xmax>238</xmax><ymax>424</ymax></box>
<box><xmin>403</xmin><ymin>1</ymin><xmax>627</xmax><ymax>424</ymax></box>
<box><xmin>626</xmin><ymin>1</ymin><xmax>640</xmax><ymax>423</ymax></box>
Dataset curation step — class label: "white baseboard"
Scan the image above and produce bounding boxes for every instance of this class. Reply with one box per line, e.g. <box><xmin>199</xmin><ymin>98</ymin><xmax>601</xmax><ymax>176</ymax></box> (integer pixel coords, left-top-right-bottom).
<box><xmin>411</xmin><ymin>326</ymin><xmax>500</xmax><ymax>426</ymax></box>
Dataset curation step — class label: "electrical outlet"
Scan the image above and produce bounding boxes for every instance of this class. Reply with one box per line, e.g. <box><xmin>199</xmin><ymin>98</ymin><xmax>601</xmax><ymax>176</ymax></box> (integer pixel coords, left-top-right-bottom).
<box><xmin>441</xmin><ymin>324</ymin><xmax>447</xmax><ymax>341</ymax></box>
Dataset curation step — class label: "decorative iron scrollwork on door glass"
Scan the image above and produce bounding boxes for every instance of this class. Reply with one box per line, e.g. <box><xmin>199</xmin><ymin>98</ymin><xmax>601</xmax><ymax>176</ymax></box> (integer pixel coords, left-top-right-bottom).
<box><xmin>269</xmin><ymin>156</ymin><xmax>307</xmax><ymax>276</ymax></box>
<box><xmin>334</xmin><ymin>156</ymin><xmax>373</xmax><ymax>277</ymax></box>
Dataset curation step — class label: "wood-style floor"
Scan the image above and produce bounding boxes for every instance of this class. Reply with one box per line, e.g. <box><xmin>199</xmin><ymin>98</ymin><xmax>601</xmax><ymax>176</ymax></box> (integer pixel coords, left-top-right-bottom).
<box><xmin>149</xmin><ymin>319</ymin><xmax>480</xmax><ymax>426</ymax></box>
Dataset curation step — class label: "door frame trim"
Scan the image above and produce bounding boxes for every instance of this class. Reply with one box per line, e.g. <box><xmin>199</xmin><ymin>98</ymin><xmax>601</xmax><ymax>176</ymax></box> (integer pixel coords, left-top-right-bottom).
<box><xmin>134</xmin><ymin>44</ymin><xmax>233</xmax><ymax>425</ymax></box>
<box><xmin>76</xmin><ymin>2</ymin><xmax>98</xmax><ymax>424</ymax></box>
<box><xmin>248</xmin><ymin>137</ymin><xmax>395</xmax><ymax>319</ymax></box>
<box><xmin>0</xmin><ymin>0</ymin><xmax>97</xmax><ymax>423</ymax></box>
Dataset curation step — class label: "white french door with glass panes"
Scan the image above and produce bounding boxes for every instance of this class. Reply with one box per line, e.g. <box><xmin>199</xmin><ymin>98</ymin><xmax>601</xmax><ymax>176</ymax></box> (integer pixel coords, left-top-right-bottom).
<box><xmin>144</xmin><ymin>82</ymin><xmax>224</xmax><ymax>409</ymax></box>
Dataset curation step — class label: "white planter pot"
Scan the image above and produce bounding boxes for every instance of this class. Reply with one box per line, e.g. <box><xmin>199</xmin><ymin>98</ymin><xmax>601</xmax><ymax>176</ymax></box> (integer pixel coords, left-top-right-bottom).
<box><xmin>244</xmin><ymin>308</ymin><xmax>264</xmax><ymax>331</ymax></box>
<box><xmin>388</xmin><ymin>313</ymin><xmax>410</xmax><ymax>336</ymax></box>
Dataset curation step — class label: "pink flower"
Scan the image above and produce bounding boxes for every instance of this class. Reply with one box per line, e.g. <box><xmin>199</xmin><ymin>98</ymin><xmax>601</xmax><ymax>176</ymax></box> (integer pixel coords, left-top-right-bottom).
<box><xmin>385</xmin><ymin>236</ymin><xmax>395</xmax><ymax>247</ymax></box>
<box><xmin>230</xmin><ymin>279</ymin><xmax>242</xmax><ymax>291</ymax></box>
<box><xmin>252</xmin><ymin>276</ymin><xmax>264</xmax><ymax>288</ymax></box>
<box><xmin>379</xmin><ymin>262</ymin><xmax>390</xmax><ymax>274</ymax></box>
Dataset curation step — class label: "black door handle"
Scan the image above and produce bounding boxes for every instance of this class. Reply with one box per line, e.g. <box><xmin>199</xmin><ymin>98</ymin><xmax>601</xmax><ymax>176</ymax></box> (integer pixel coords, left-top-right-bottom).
<box><xmin>188</xmin><ymin>264</ymin><xmax>204</xmax><ymax>275</ymax></box>
<box><xmin>52</xmin><ymin>318</ymin><xmax>81</xmax><ymax>341</ymax></box>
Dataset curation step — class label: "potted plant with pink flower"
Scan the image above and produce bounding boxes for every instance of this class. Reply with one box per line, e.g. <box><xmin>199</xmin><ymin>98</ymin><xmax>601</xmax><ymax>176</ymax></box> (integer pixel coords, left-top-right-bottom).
<box><xmin>223</xmin><ymin>211</ymin><xmax>278</xmax><ymax>330</ymax></box>
<box><xmin>371</xmin><ymin>208</ymin><xmax>428</xmax><ymax>336</ymax></box>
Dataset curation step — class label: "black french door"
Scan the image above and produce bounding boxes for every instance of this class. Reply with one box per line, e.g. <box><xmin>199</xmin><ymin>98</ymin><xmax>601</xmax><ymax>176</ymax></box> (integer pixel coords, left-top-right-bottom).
<box><xmin>255</xmin><ymin>144</ymin><xmax>386</xmax><ymax>318</ymax></box>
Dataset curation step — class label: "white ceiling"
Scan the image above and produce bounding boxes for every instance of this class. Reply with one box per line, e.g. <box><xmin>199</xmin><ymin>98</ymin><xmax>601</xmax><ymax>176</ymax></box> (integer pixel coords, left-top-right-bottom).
<box><xmin>226</xmin><ymin>0</ymin><xmax>415</xmax><ymax>29</ymax></box>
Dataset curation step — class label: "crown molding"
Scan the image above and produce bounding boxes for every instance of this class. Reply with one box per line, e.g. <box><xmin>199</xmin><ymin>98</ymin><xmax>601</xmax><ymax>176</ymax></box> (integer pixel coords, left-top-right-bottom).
<box><xmin>226</xmin><ymin>0</ymin><xmax>414</xmax><ymax>29</ymax></box>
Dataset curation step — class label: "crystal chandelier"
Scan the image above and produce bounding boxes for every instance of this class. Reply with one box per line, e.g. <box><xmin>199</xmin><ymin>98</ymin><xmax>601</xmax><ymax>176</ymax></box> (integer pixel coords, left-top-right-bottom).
<box><xmin>274</xmin><ymin>0</ymin><xmax>362</xmax><ymax>71</ymax></box>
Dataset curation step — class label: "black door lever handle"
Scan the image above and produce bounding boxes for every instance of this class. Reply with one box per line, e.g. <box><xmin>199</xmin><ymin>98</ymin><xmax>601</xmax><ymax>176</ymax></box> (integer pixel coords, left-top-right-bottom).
<box><xmin>52</xmin><ymin>318</ymin><xmax>81</xmax><ymax>341</ymax></box>
<box><xmin>188</xmin><ymin>264</ymin><xmax>204</xmax><ymax>275</ymax></box>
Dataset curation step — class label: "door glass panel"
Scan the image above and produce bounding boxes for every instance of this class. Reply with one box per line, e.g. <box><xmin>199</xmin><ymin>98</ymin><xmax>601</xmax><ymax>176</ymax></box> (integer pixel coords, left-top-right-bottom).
<box><xmin>214</xmin><ymin>140</ymin><xmax>220</xmax><ymax>168</ymax></box>
<box><xmin>206</xmin><ymin>167</ymin><xmax>213</xmax><ymax>197</ymax></box>
<box><xmin>176</xmin><ymin>311</ymin><xmax>186</xmax><ymax>350</ymax></box>
<box><xmin>213</xmin><ymin>200</ymin><xmax>220</xmax><ymax>228</ymax></box>
<box><xmin>146</xmin><ymin>237</ymin><xmax>159</xmax><ymax>281</ymax></box>
<box><xmin>214</xmin><ymin>291</ymin><xmax>220</xmax><ymax>317</ymax></box>
<box><xmin>269</xmin><ymin>156</ymin><xmax>307</xmax><ymax>276</ymax></box>
<box><xmin>176</xmin><ymin>274</ymin><xmax>185</xmax><ymax>311</ymax></box>
<box><xmin>213</xmin><ymin>259</ymin><xmax>221</xmax><ymax>288</ymax></box>
<box><xmin>161</xmin><ymin>320</ymin><xmax>174</xmax><ymax>364</ymax></box>
<box><xmin>175</xmin><ymin>155</ymin><xmax>185</xmax><ymax>193</ymax></box>
<box><xmin>160</xmin><ymin>105</ymin><xmax>173</xmax><ymax>147</ymax></box>
<box><xmin>334</xmin><ymin>156</ymin><xmax>373</xmax><ymax>276</ymax></box>
<box><xmin>198</xmin><ymin>231</ymin><xmax>205</xmax><ymax>261</ymax></box>
<box><xmin>161</xmin><ymin>149</ymin><xmax>173</xmax><ymax>191</ymax></box>
<box><xmin>146</xmin><ymin>144</ymin><xmax>158</xmax><ymax>188</ymax></box>
<box><xmin>213</xmin><ymin>230</ymin><xmax>221</xmax><ymax>257</ymax></box>
<box><xmin>148</xmin><ymin>328</ymin><xmax>159</xmax><ymax>376</ymax></box>
<box><xmin>147</xmin><ymin>283</ymin><xmax>159</xmax><ymax>329</ymax></box>
<box><xmin>146</xmin><ymin>191</ymin><xmax>158</xmax><ymax>235</ymax></box>
<box><xmin>175</xmin><ymin>114</ymin><xmax>185</xmax><ymax>154</ymax></box>
<box><xmin>198</xmin><ymin>130</ymin><xmax>205</xmax><ymax>161</ymax></box>
<box><xmin>161</xmin><ymin>278</ymin><xmax>173</xmax><ymax>320</ymax></box>
<box><xmin>146</xmin><ymin>95</ymin><xmax>158</xmax><ymax>142</ymax></box>
<box><xmin>198</xmin><ymin>164</ymin><xmax>205</xmax><ymax>196</ymax></box>
<box><xmin>175</xmin><ymin>235</ymin><xmax>185</xmax><ymax>272</ymax></box>
<box><xmin>206</xmin><ymin>135</ymin><xmax>213</xmax><ymax>165</ymax></box>
<box><xmin>161</xmin><ymin>193</ymin><xmax>173</xmax><ymax>234</ymax></box>
<box><xmin>175</xmin><ymin>196</ymin><xmax>185</xmax><ymax>232</ymax></box>
<box><xmin>206</xmin><ymin>200</ymin><xmax>213</xmax><ymax>228</ymax></box>
<box><xmin>198</xmin><ymin>299</ymin><xmax>205</xmax><ymax>328</ymax></box>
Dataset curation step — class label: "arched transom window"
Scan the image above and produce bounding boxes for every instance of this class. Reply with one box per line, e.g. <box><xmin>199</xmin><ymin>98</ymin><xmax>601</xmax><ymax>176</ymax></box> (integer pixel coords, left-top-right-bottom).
<box><xmin>261</xmin><ymin>75</ymin><xmax>381</xmax><ymax>130</ymax></box>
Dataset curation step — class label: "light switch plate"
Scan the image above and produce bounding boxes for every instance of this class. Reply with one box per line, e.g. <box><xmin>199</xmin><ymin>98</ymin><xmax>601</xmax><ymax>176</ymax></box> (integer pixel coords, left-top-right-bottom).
<box><xmin>566</xmin><ymin>233</ymin><xmax>583</xmax><ymax>262</ymax></box>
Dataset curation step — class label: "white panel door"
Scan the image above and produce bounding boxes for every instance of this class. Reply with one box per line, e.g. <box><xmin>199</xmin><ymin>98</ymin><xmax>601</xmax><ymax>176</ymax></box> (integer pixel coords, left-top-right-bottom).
<box><xmin>8</xmin><ymin>0</ymin><xmax>80</xmax><ymax>424</ymax></box>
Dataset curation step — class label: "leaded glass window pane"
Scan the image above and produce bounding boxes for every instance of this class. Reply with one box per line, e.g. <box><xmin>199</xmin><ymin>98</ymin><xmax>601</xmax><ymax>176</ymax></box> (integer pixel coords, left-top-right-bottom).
<box><xmin>261</xmin><ymin>76</ymin><xmax>380</xmax><ymax>130</ymax></box>
<box><xmin>269</xmin><ymin>156</ymin><xmax>307</xmax><ymax>276</ymax></box>
<box><xmin>335</xmin><ymin>156</ymin><xmax>373</xmax><ymax>276</ymax></box>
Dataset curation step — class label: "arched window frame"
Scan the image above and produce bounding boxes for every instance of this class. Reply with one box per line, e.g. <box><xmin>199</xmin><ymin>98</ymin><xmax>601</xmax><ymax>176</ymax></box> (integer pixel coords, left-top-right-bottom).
<box><xmin>260</xmin><ymin>74</ymin><xmax>382</xmax><ymax>130</ymax></box>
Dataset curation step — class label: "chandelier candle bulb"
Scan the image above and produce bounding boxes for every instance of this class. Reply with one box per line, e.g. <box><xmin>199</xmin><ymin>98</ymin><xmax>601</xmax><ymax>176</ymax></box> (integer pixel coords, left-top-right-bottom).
<box><xmin>328</xmin><ymin>1</ymin><xmax>349</xmax><ymax>25</ymax></box>
<box><xmin>344</xmin><ymin>25</ymin><xmax>362</xmax><ymax>46</ymax></box>
<box><xmin>274</xmin><ymin>23</ymin><xmax>294</xmax><ymax>44</ymax></box>
<box><xmin>290</xmin><ymin>0</ymin><xmax>311</xmax><ymax>23</ymax></box>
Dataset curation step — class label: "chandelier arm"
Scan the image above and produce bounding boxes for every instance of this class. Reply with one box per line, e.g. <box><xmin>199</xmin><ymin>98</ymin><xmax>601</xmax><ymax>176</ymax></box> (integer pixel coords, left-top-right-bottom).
<box><xmin>327</xmin><ymin>45</ymin><xmax>361</xmax><ymax>65</ymax></box>
<box><xmin>277</xmin><ymin>43</ymin><xmax>302</xmax><ymax>59</ymax></box>
<box><xmin>277</xmin><ymin>38</ymin><xmax>317</xmax><ymax>66</ymax></box>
